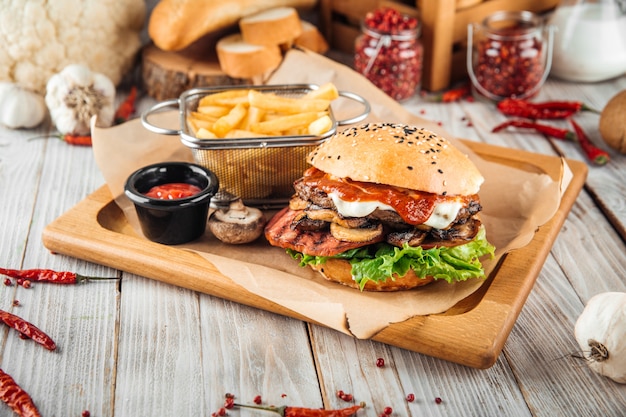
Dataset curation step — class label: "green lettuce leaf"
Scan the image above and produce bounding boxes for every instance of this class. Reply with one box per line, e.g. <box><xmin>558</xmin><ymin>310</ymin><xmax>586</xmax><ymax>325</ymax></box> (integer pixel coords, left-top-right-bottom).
<box><xmin>288</xmin><ymin>226</ymin><xmax>495</xmax><ymax>290</ymax></box>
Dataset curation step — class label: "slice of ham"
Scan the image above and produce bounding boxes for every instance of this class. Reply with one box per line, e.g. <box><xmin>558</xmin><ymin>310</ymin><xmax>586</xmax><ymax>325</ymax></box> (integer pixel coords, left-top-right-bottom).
<box><xmin>264</xmin><ymin>207</ymin><xmax>382</xmax><ymax>257</ymax></box>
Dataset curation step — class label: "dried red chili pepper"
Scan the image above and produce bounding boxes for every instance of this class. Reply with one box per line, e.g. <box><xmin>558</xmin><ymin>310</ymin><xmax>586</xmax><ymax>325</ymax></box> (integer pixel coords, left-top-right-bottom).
<box><xmin>0</xmin><ymin>368</ymin><xmax>41</xmax><ymax>417</ymax></box>
<box><xmin>492</xmin><ymin>119</ymin><xmax>576</xmax><ymax>140</ymax></box>
<box><xmin>497</xmin><ymin>98</ymin><xmax>598</xmax><ymax>120</ymax></box>
<box><xmin>530</xmin><ymin>100</ymin><xmax>598</xmax><ymax>113</ymax></box>
<box><xmin>62</xmin><ymin>134</ymin><xmax>92</xmax><ymax>146</ymax></box>
<box><xmin>492</xmin><ymin>119</ymin><xmax>610</xmax><ymax>165</ymax></box>
<box><xmin>114</xmin><ymin>86</ymin><xmax>138</xmax><ymax>124</ymax></box>
<box><xmin>0</xmin><ymin>310</ymin><xmax>56</xmax><ymax>351</ymax></box>
<box><xmin>569</xmin><ymin>119</ymin><xmax>610</xmax><ymax>166</ymax></box>
<box><xmin>426</xmin><ymin>84</ymin><xmax>471</xmax><ymax>102</ymax></box>
<box><xmin>233</xmin><ymin>401</ymin><xmax>365</xmax><ymax>417</ymax></box>
<box><xmin>0</xmin><ymin>268</ymin><xmax>118</xmax><ymax>285</ymax></box>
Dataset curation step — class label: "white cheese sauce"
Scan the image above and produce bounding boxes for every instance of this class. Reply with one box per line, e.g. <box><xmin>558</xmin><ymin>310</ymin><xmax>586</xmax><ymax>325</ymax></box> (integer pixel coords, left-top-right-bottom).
<box><xmin>328</xmin><ymin>191</ymin><xmax>462</xmax><ymax>230</ymax></box>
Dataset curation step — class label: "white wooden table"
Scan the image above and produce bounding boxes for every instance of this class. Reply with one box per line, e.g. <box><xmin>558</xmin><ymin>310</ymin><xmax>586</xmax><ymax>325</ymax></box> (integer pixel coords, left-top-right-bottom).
<box><xmin>1</xmin><ymin>71</ymin><xmax>625</xmax><ymax>417</ymax></box>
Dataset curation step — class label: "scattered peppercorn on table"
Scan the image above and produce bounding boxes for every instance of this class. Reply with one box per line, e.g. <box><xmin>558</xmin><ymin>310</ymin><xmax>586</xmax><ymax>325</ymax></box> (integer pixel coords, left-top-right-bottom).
<box><xmin>1</xmin><ymin>69</ymin><xmax>625</xmax><ymax>416</ymax></box>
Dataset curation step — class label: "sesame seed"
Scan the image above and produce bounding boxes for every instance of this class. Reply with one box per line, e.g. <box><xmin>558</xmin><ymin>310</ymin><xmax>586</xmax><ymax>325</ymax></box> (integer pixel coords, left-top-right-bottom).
<box><xmin>438</xmin><ymin>169</ymin><xmax>443</xmax><ymax>174</ymax></box>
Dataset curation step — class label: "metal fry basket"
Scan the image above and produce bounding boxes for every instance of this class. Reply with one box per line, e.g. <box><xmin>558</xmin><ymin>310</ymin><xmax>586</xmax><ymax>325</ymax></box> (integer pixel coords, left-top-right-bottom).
<box><xmin>141</xmin><ymin>84</ymin><xmax>370</xmax><ymax>207</ymax></box>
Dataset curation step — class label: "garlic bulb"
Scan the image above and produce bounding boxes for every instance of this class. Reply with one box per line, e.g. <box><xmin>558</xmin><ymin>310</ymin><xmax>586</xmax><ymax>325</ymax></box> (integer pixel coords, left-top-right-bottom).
<box><xmin>0</xmin><ymin>82</ymin><xmax>47</xmax><ymax>129</ymax></box>
<box><xmin>574</xmin><ymin>292</ymin><xmax>626</xmax><ymax>383</ymax></box>
<box><xmin>45</xmin><ymin>64</ymin><xmax>116</xmax><ymax>135</ymax></box>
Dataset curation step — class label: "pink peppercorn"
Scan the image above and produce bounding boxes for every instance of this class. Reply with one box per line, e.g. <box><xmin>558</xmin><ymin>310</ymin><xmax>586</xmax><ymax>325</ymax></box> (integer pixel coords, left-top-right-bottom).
<box><xmin>354</xmin><ymin>7</ymin><xmax>423</xmax><ymax>101</ymax></box>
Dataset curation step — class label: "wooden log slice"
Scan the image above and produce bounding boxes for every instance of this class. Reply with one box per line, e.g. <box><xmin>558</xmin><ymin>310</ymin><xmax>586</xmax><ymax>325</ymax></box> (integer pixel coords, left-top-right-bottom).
<box><xmin>141</xmin><ymin>40</ymin><xmax>251</xmax><ymax>101</ymax></box>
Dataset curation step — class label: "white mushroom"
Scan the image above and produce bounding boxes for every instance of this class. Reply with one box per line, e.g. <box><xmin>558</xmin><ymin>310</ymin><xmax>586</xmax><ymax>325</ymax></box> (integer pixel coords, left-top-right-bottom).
<box><xmin>209</xmin><ymin>199</ymin><xmax>266</xmax><ymax>244</ymax></box>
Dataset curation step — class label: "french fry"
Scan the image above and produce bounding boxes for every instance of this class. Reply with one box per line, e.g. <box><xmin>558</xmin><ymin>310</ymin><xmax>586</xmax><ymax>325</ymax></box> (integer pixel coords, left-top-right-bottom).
<box><xmin>248</xmin><ymin>90</ymin><xmax>330</xmax><ymax>113</ymax></box>
<box><xmin>225</xmin><ymin>129</ymin><xmax>269</xmax><ymax>138</ymax></box>
<box><xmin>305</xmin><ymin>82</ymin><xmax>340</xmax><ymax>100</ymax></box>
<box><xmin>191</xmin><ymin>111</ymin><xmax>220</xmax><ymax>122</ymax></box>
<box><xmin>196</xmin><ymin>106</ymin><xmax>231</xmax><ymax>118</ymax></box>
<box><xmin>308</xmin><ymin>115</ymin><xmax>333</xmax><ymax>135</ymax></box>
<box><xmin>241</xmin><ymin>106</ymin><xmax>266</xmax><ymax>130</ymax></box>
<box><xmin>250</xmin><ymin>111</ymin><xmax>321</xmax><ymax>135</ymax></box>
<box><xmin>196</xmin><ymin>128</ymin><xmax>218</xmax><ymax>139</ymax></box>
<box><xmin>199</xmin><ymin>89</ymin><xmax>250</xmax><ymax>106</ymax></box>
<box><xmin>212</xmin><ymin>103</ymin><xmax>248</xmax><ymax>137</ymax></box>
<box><xmin>187</xmin><ymin>116</ymin><xmax>214</xmax><ymax>134</ymax></box>
<box><xmin>283</xmin><ymin>127</ymin><xmax>309</xmax><ymax>136</ymax></box>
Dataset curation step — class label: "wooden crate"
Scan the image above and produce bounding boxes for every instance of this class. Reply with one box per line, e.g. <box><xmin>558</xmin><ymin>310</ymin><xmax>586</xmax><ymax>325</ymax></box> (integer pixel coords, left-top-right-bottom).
<box><xmin>418</xmin><ymin>0</ymin><xmax>560</xmax><ymax>91</ymax></box>
<box><xmin>320</xmin><ymin>0</ymin><xmax>559</xmax><ymax>91</ymax></box>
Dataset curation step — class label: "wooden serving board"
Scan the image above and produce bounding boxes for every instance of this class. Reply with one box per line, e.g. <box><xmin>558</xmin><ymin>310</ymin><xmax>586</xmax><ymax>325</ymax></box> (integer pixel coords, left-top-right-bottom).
<box><xmin>42</xmin><ymin>141</ymin><xmax>587</xmax><ymax>369</ymax></box>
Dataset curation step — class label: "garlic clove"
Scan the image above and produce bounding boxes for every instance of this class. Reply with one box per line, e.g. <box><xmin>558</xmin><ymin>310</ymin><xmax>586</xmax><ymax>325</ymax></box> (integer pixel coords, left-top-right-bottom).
<box><xmin>0</xmin><ymin>82</ymin><xmax>47</xmax><ymax>129</ymax></box>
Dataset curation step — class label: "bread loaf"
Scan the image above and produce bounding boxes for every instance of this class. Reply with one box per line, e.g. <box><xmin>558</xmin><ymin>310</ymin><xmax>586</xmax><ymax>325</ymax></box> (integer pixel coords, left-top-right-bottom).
<box><xmin>216</xmin><ymin>34</ymin><xmax>282</xmax><ymax>79</ymax></box>
<box><xmin>239</xmin><ymin>7</ymin><xmax>302</xmax><ymax>46</ymax></box>
<box><xmin>295</xmin><ymin>20</ymin><xmax>329</xmax><ymax>54</ymax></box>
<box><xmin>148</xmin><ymin>0</ymin><xmax>316</xmax><ymax>51</ymax></box>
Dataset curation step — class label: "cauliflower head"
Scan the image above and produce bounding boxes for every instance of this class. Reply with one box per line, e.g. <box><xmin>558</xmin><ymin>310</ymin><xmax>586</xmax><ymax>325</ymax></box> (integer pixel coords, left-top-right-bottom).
<box><xmin>0</xmin><ymin>0</ymin><xmax>145</xmax><ymax>94</ymax></box>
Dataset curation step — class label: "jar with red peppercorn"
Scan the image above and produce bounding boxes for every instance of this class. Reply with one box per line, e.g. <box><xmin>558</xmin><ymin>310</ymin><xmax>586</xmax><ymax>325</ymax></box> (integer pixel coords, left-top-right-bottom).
<box><xmin>354</xmin><ymin>7</ymin><xmax>423</xmax><ymax>101</ymax></box>
<box><xmin>467</xmin><ymin>10</ymin><xmax>555</xmax><ymax>101</ymax></box>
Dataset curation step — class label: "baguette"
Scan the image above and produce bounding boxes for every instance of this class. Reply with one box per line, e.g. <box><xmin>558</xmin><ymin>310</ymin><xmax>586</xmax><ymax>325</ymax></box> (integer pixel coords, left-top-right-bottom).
<box><xmin>216</xmin><ymin>34</ymin><xmax>282</xmax><ymax>79</ymax></box>
<box><xmin>149</xmin><ymin>0</ymin><xmax>316</xmax><ymax>51</ymax></box>
<box><xmin>295</xmin><ymin>20</ymin><xmax>329</xmax><ymax>54</ymax></box>
<box><xmin>239</xmin><ymin>7</ymin><xmax>302</xmax><ymax>46</ymax></box>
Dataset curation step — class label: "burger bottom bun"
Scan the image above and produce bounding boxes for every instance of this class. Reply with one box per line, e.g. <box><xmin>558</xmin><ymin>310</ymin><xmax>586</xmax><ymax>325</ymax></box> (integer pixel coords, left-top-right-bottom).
<box><xmin>310</xmin><ymin>258</ymin><xmax>434</xmax><ymax>291</ymax></box>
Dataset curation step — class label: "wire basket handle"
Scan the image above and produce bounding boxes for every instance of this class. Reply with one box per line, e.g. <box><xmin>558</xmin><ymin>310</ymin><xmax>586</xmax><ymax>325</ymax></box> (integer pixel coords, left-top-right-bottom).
<box><xmin>141</xmin><ymin>99</ymin><xmax>181</xmax><ymax>135</ymax></box>
<box><xmin>335</xmin><ymin>91</ymin><xmax>370</xmax><ymax>125</ymax></box>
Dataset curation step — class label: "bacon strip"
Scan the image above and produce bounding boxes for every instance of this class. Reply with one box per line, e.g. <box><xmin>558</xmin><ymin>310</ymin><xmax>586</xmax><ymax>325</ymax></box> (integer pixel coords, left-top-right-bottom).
<box><xmin>264</xmin><ymin>208</ymin><xmax>382</xmax><ymax>257</ymax></box>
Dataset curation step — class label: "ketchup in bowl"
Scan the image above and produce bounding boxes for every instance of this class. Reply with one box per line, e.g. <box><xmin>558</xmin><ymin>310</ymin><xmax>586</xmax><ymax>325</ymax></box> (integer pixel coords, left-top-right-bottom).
<box><xmin>144</xmin><ymin>183</ymin><xmax>202</xmax><ymax>200</ymax></box>
<box><xmin>124</xmin><ymin>162</ymin><xmax>219</xmax><ymax>245</ymax></box>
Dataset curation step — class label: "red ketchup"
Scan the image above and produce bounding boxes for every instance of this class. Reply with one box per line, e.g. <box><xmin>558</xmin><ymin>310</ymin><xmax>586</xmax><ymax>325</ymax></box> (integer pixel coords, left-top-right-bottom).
<box><xmin>144</xmin><ymin>183</ymin><xmax>202</xmax><ymax>200</ymax></box>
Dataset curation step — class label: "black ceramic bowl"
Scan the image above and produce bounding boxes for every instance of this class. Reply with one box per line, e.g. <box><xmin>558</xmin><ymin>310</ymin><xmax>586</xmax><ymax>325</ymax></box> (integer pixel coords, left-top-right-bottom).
<box><xmin>124</xmin><ymin>162</ymin><xmax>219</xmax><ymax>245</ymax></box>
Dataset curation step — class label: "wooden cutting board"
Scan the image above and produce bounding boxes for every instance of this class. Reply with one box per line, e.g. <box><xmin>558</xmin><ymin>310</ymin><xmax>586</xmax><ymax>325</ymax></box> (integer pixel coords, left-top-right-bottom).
<box><xmin>42</xmin><ymin>141</ymin><xmax>587</xmax><ymax>368</ymax></box>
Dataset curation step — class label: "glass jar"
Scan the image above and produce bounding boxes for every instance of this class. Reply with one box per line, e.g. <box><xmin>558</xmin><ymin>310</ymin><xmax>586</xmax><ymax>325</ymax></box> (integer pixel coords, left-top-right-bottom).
<box><xmin>354</xmin><ymin>10</ymin><xmax>423</xmax><ymax>101</ymax></box>
<box><xmin>548</xmin><ymin>0</ymin><xmax>626</xmax><ymax>82</ymax></box>
<box><xmin>467</xmin><ymin>10</ymin><xmax>555</xmax><ymax>101</ymax></box>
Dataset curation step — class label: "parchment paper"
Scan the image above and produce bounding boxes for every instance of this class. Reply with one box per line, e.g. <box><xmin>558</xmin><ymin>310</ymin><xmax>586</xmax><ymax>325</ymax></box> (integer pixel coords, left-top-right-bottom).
<box><xmin>92</xmin><ymin>48</ymin><xmax>571</xmax><ymax>339</ymax></box>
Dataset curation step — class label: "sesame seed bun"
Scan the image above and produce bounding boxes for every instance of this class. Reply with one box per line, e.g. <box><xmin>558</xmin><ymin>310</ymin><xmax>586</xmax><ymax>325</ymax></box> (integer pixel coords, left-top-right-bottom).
<box><xmin>308</xmin><ymin>122</ymin><xmax>484</xmax><ymax>196</ymax></box>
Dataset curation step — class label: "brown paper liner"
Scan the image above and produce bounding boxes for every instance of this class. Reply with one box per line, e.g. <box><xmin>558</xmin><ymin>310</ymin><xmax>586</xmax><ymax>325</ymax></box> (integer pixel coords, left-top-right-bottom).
<box><xmin>92</xmin><ymin>49</ymin><xmax>570</xmax><ymax>338</ymax></box>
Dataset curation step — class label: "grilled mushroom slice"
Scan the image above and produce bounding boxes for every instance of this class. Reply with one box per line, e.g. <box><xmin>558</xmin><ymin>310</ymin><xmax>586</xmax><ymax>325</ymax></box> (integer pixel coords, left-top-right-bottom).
<box><xmin>330</xmin><ymin>222</ymin><xmax>383</xmax><ymax>243</ymax></box>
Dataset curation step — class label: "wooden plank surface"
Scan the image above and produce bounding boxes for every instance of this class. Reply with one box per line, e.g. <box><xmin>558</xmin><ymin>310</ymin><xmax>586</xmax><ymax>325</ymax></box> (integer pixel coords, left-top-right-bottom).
<box><xmin>1</xmin><ymin>71</ymin><xmax>625</xmax><ymax>417</ymax></box>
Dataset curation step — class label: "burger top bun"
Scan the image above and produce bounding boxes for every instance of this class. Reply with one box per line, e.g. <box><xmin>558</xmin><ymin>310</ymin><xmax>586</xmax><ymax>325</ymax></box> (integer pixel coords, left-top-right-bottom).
<box><xmin>308</xmin><ymin>122</ymin><xmax>484</xmax><ymax>196</ymax></box>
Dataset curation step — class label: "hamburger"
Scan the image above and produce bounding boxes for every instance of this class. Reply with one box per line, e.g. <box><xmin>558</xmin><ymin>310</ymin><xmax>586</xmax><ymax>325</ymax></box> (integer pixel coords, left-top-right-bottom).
<box><xmin>264</xmin><ymin>122</ymin><xmax>495</xmax><ymax>291</ymax></box>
